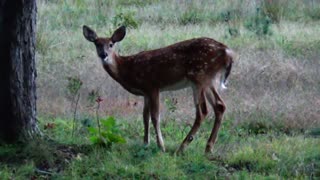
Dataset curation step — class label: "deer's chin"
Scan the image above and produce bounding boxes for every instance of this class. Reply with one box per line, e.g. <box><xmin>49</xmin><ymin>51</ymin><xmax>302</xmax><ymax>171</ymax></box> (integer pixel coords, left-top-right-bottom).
<box><xmin>100</xmin><ymin>56</ymin><xmax>108</xmax><ymax>64</ymax></box>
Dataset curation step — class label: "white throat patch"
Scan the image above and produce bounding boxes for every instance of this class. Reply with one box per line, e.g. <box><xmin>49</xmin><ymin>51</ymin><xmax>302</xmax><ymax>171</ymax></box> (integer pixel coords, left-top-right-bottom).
<box><xmin>101</xmin><ymin>57</ymin><xmax>107</xmax><ymax>64</ymax></box>
<box><xmin>101</xmin><ymin>56</ymin><xmax>114</xmax><ymax>65</ymax></box>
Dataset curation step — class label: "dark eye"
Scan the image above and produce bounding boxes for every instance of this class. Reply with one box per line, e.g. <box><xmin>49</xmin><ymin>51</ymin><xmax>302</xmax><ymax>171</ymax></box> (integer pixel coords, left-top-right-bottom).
<box><xmin>109</xmin><ymin>43</ymin><xmax>113</xmax><ymax>48</ymax></box>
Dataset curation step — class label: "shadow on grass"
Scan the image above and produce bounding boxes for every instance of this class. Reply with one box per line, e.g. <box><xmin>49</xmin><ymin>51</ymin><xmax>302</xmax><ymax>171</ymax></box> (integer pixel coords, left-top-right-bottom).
<box><xmin>0</xmin><ymin>138</ymin><xmax>94</xmax><ymax>178</ymax></box>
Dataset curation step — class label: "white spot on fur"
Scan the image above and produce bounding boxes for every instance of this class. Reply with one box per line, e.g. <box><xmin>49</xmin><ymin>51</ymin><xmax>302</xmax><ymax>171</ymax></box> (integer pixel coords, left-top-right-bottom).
<box><xmin>102</xmin><ymin>57</ymin><xmax>108</xmax><ymax>64</ymax></box>
<box><xmin>221</xmin><ymin>82</ymin><xmax>227</xmax><ymax>90</ymax></box>
<box><xmin>101</xmin><ymin>56</ymin><xmax>115</xmax><ymax>66</ymax></box>
<box><xmin>208</xmin><ymin>44</ymin><xmax>216</xmax><ymax>48</ymax></box>
<box><xmin>226</xmin><ymin>48</ymin><xmax>235</xmax><ymax>59</ymax></box>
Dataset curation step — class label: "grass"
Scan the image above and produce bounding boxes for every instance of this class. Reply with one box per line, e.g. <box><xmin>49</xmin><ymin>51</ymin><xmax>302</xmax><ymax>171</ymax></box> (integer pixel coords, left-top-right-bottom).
<box><xmin>0</xmin><ymin>117</ymin><xmax>319</xmax><ymax>179</ymax></box>
<box><xmin>5</xmin><ymin>0</ymin><xmax>319</xmax><ymax>179</ymax></box>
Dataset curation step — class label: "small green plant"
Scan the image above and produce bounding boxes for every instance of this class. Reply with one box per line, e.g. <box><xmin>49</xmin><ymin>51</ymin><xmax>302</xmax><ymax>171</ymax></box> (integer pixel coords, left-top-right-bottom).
<box><xmin>116</xmin><ymin>0</ymin><xmax>159</xmax><ymax>6</ymax></box>
<box><xmin>87</xmin><ymin>89</ymin><xmax>100</xmax><ymax>106</ymax></box>
<box><xmin>88</xmin><ymin>96</ymin><xmax>125</xmax><ymax>147</ymax></box>
<box><xmin>66</xmin><ymin>76</ymin><xmax>83</xmax><ymax>98</ymax></box>
<box><xmin>164</xmin><ymin>98</ymin><xmax>178</xmax><ymax>125</ymax></box>
<box><xmin>244</xmin><ymin>8</ymin><xmax>272</xmax><ymax>37</ymax></box>
<box><xmin>179</xmin><ymin>9</ymin><xmax>207</xmax><ymax>25</ymax></box>
<box><xmin>66</xmin><ymin>76</ymin><xmax>83</xmax><ymax>136</ymax></box>
<box><xmin>164</xmin><ymin>98</ymin><xmax>177</xmax><ymax>113</ymax></box>
<box><xmin>221</xmin><ymin>10</ymin><xmax>240</xmax><ymax>38</ymax></box>
<box><xmin>262</xmin><ymin>0</ymin><xmax>283</xmax><ymax>23</ymax></box>
<box><xmin>304</xmin><ymin>6</ymin><xmax>320</xmax><ymax>20</ymax></box>
<box><xmin>306</xmin><ymin>127</ymin><xmax>320</xmax><ymax>138</ymax></box>
<box><xmin>36</xmin><ymin>23</ymin><xmax>52</xmax><ymax>56</ymax></box>
<box><xmin>180</xmin><ymin>10</ymin><xmax>200</xmax><ymax>25</ymax></box>
<box><xmin>112</xmin><ymin>12</ymin><xmax>139</xmax><ymax>29</ymax></box>
<box><xmin>88</xmin><ymin>116</ymin><xmax>126</xmax><ymax>147</ymax></box>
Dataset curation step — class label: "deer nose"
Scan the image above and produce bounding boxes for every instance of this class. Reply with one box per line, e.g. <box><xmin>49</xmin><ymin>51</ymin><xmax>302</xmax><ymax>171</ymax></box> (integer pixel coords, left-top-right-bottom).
<box><xmin>99</xmin><ymin>53</ymin><xmax>108</xmax><ymax>60</ymax></box>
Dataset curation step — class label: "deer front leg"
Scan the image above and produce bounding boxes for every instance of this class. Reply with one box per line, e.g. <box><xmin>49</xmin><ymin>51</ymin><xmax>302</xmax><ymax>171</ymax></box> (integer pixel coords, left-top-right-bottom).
<box><xmin>143</xmin><ymin>96</ymin><xmax>150</xmax><ymax>146</ymax></box>
<box><xmin>149</xmin><ymin>90</ymin><xmax>165</xmax><ymax>152</ymax></box>
<box><xmin>205</xmin><ymin>86</ymin><xmax>226</xmax><ymax>154</ymax></box>
<box><xmin>177</xmin><ymin>88</ymin><xmax>208</xmax><ymax>154</ymax></box>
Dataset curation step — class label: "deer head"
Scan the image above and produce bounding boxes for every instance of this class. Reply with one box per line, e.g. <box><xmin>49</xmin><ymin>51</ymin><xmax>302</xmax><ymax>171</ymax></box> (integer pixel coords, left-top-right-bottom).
<box><xmin>83</xmin><ymin>25</ymin><xmax>126</xmax><ymax>65</ymax></box>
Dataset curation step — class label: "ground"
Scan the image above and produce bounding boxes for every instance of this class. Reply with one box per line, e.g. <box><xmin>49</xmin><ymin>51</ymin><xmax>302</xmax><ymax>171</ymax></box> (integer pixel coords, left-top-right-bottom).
<box><xmin>0</xmin><ymin>117</ymin><xmax>319</xmax><ymax>179</ymax></box>
<box><xmin>2</xmin><ymin>0</ymin><xmax>320</xmax><ymax>179</ymax></box>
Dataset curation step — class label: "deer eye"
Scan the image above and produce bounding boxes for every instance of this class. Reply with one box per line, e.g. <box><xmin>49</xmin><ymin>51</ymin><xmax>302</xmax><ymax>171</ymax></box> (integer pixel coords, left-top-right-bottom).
<box><xmin>109</xmin><ymin>43</ymin><xmax>113</xmax><ymax>48</ymax></box>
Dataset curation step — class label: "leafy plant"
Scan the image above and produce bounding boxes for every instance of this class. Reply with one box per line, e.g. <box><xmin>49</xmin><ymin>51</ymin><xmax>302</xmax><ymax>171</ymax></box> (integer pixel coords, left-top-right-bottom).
<box><xmin>66</xmin><ymin>76</ymin><xmax>83</xmax><ymax>136</ymax></box>
<box><xmin>88</xmin><ymin>95</ymin><xmax>126</xmax><ymax>147</ymax></box>
<box><xmin>304</xmin><ymin>5</ymin><xmax>320</xmax><ymax>20</ymax></box>
<box><xmin>66</xmin><ymin>77</ymin><xmax>83</xmax><ymax>97</ymax></box>
<box><xmin>164</xmin><ymin>98</ymin><xmax>178</xmax><ymax>125</ymax></box>
<box><xmin>221</xmin><ymin>10</ymin><xmax>240</xmax><ymax>38</ymax></box>
<box><xmin>87</xmin><ymin>89</ymin><xmax>100</xmax><ymax>106</ymax></box>
<box><xmin>179</xmin><ymin>9</ymin><xmax>210</xmax><ymax>25</ymax></box>
<box><xmin>88</xmin><ymin>116</ymin><xmax>126</xmax><ymax>147</ymax></box>
<box><xmin>164</xmin><ymin>98</ymin><xmax>177</xmax><ymax>113</ymax></box>
<box><xmin>116</xmin><ymin>0</ymin><xmax>159</xmax><ymax>7</ymax></box>
<box><xmin>262</xmin><ymin>0</ymin><xmax>283</xmax><ymax>23</ymax></box>
<box><xmin>244</xmin><ymin>8</ymin><xmax>272</xmax><ymax>37</ymax></box>
<box><xmin>112</xmin><ymin>12</ymin><xmax>139</xmax><ymax>29</ymax></box>
<box><xmin>36</xmin><ymin>22</ymin><xmax>52</xmax><ymax>56</ymax></box>
<box><xmin>306</xmin><ymin>127</ymin><xmax>320</xmax><ymax>138</ymax></box>
<box><xmin>179</xmin><ymin>10</ymin><xmax>201</xmax><ymax>25</ymax></box>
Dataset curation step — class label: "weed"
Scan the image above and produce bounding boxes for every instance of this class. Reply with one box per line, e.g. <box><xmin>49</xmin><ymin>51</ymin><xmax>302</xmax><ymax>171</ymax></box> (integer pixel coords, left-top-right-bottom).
<box><xmin>116</xmin><ymin>0</ymin><xmax>159</xmax><ymax>7</ymax></box>
<box><xmin>66</xmin><ymin>76</ymin><xmax>83</xmax><ymax>137</ymax></box>
<box><xmin>112</xmin><ymin>11</ymin><xmax>139</xmax><ymax>29</ymax></box>
<box><xmin>164</xmin><ymin>98</ymin><xmax>178</xmax><ymax>113</ymax></box>
<box><xmin>36</xmin><ymin>22</ymin><xmax>52</xmax><ymax>56</ymax></box>
<box><xmin>306</xmin><ymin>127</ymin><xmax>320</xmax><ymax>138</ymax></box>
<box><xmin>66</xmin><ymin>77</ymin><xmax>83</xmax><ymax>98</ymax></box>
<box><xmin>305</xmin><ymin>6</ymin><xmax>320</xmax><ymax>20</ymax></box>
<box><xmin>178</xmin><ymin>8</ymin><xmax>215</xmax><ymax>25</ymax></box>
<box><xmin>88</xmin><ymin>116</ymin><xmax>126</xmax><ymax>147</ymax></box>
<box><xmin>262</xmin><ymin>0</ymin><xmax>283</xmax><ymax>23</ymax></box>
<box><xmin>179</xmin><ymin>10</ymin><xmax>203</xmax><ymax>25</ymax></box>
<box><xmin>244</xmin><ymin>8</ymin><xmax>272</xmax><ymax>37</ymax></box>
<box><xmin>221</xmin><ymin>10</ymin><xmax>241</xmax><ymax>38</ymax></box>
<box><xmin>87</xmin><ymin>89</ymin><xmax>100</xmax><ymax>106</ymax></box>
<box><xmin>275</xmin><ymin>34</ymin><xmax>320</xmax><ymax>57</ymax></box>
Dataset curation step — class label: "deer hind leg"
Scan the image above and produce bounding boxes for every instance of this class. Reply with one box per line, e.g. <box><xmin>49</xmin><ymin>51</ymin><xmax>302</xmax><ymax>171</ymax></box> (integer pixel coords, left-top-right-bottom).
<box><xmin>143</xmin><ymin>96</ymin><xmax>150</xmax><ymax>146</ymax></box>
<box><xmin>205</xmin><ymin>86</ymin><xmax>226</xmax><ymax>154</ymax></box>
<box><xmin>177</xmin><ymin>87</ymin><xmax>208</xmax><ymax>154</ymax></box>
<box><xmin>149</xmin><ymin>90</ymin><xmax>165</xmax><ymax>152</ymax></box>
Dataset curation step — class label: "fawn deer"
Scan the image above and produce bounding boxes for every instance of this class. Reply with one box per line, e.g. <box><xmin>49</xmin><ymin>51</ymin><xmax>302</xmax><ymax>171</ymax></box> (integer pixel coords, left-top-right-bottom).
<box><xmin>83</xmin><ymin>25</ymin><xmax>235</xmax><ymax>154</ymax></box>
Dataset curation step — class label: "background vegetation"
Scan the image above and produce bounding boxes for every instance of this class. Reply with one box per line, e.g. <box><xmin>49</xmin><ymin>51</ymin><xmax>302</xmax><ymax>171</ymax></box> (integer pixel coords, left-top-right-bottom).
<box><xmin>1</xmin><ymin>0</ymin><xmax>319</xmax><ymax>179</ymax></box>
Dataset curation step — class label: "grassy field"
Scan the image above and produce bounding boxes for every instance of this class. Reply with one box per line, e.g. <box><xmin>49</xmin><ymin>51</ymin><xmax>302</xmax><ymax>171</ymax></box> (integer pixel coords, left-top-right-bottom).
<box><xmin>1</xmin><ymin>0</ymin><xmax>320</xmax><ymax>179</ymax></box>
<box><xmin>36</xmin><ymin>0</ymin><xmax>320</xmax><ymax>128</ymax></box>
<box><xmin>0</xmin><ymin>117</ymin><xmax>319</xmax><ymax>179</ymax></box>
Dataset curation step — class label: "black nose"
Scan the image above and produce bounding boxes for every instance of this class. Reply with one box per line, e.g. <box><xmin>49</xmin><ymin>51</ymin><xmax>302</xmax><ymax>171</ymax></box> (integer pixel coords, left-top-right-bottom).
<box><xmin>99</xmin><ymin>53</ymin><xmax>107</xmax><ymax>59</ymax></box>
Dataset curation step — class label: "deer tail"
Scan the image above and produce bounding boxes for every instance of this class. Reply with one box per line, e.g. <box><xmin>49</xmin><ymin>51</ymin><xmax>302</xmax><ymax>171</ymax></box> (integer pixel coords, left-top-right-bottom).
<box><xmin>221</xmin><ymin>48</ymin><xmax>235</xmax><ymax>90</ymax></box>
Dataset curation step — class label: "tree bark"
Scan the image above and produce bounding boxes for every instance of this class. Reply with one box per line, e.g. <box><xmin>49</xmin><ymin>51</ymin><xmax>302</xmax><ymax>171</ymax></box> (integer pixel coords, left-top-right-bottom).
<box><xmin>0</xmin><ymin>0</ymin><xmax>38</xmax><ymax>143</ymax></box>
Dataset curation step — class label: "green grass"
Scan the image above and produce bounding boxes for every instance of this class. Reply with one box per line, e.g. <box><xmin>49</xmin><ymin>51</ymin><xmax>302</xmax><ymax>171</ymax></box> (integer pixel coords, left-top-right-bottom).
<box><xmin>0</xmin><ymin>117</ymin><xmax>319</xmax><ymax>179</ymax></box>
<box><xmin>19</xmin><ymin>0</ymin><xmax>320</xmax><ymax>179</ymax></box>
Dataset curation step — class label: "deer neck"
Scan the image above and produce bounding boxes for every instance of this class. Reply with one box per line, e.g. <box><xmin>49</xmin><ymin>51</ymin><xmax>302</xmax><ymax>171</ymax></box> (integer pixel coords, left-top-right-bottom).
<box><xmin>102</xmin><ymin>52</ymin><xmax>121</xmax><ymax>81</ymax></box>
<box><xmin>101</xmin><ymin>53</ymin><xmax>144</xmax><ymax>95</ymax></box>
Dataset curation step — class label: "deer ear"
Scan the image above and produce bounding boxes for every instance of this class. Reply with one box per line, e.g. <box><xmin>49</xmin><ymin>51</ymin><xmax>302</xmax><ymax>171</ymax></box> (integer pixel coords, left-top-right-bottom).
<box><xmin>111</xmin><ymin>26</ymin><xmax>126</xmax><ymax>43</ymax></box>
<box><xmin>83</xmin><ymin>25</ymin><xmax>97</xmax><ymax>42</ymax></box>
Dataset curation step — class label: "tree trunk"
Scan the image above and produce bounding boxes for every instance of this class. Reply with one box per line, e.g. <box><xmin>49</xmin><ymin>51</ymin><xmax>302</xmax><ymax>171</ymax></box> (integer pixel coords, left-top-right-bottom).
<box><xmin>0</xmin><ymin>0</ymin><xmax>38</xmax><ymax>143</ymax></box>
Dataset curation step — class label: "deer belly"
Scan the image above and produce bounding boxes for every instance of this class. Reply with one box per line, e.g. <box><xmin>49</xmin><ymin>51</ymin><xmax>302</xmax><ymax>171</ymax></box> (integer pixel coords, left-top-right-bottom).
<box><xmin>160</xmin><ymin>78</ymin><xmax>192</xmax><ymax>92</ymax></box>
